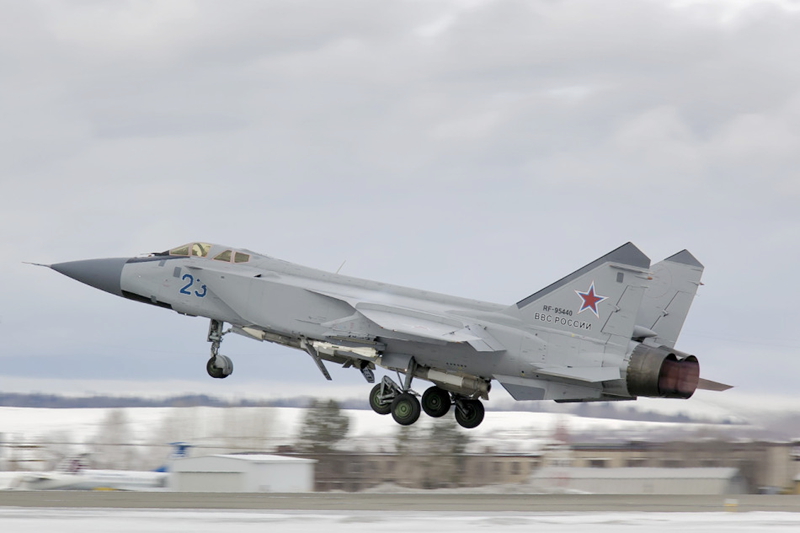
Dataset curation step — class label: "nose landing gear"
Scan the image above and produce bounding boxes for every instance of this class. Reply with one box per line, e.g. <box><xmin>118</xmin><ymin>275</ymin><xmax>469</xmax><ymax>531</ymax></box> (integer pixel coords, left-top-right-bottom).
<box><xmin>206</xmin><ymin>319</ymin><xmax>233</xmax><ymax>379</ymax></box>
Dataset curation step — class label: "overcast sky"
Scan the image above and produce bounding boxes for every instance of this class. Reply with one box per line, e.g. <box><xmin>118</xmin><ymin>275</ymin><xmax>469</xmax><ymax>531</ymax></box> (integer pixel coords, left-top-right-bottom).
<box><xmin>2</xmin><ymin>1</ymin><xmax>799</xmax><ymax>417</ymax></box>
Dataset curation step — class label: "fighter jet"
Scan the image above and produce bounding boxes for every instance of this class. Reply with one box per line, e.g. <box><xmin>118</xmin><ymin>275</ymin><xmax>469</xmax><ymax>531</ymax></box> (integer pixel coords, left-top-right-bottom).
<box><xmin>39</xmin><ymin>242</ymin><xmax>730</xmax><ymax>429</ymax></box>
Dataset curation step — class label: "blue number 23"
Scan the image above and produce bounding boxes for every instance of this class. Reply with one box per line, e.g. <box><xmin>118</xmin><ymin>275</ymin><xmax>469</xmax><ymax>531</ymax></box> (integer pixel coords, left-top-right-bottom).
<box><xmin>180</xmin><ymin>274</ymin><xmax>207</xmax><ymax>298</ymax></box>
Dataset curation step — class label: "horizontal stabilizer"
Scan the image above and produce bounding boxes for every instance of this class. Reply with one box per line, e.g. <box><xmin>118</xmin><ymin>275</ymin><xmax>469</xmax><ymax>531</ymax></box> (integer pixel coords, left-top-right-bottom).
<box><xmin>697</xmin><ymin>378</ymin><xmax>733</xmax><ymax>392</ymax></box>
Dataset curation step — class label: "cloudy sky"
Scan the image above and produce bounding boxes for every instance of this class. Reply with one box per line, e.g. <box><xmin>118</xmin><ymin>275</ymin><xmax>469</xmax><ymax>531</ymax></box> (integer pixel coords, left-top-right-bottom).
<box><xmin>2</xmin><ymin>0</ymin><xmax>799</xmax><ymax>416</ymax></box>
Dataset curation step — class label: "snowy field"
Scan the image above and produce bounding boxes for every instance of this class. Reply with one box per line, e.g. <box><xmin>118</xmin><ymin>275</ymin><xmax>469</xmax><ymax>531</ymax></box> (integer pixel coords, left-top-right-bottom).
<box><xmin>1</xmin><ymin>509</ymin><xmax>800</xmax><ymax>533</ymax></box>
<box><xmin>0</xmin><ymin>405</ymin><xmax>744</xmax><ymax>459</ymax></box>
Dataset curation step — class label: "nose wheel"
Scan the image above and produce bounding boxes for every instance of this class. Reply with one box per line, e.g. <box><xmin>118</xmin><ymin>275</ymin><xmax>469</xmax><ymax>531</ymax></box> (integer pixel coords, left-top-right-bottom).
<box><xmin>206</xmin><ymin>319</ymin><xmax>233</xmax><ymax>379</ymax></box>
<box><xmin>207</xmin><ymin>355</ymin><xmax>233</xmax><ymax>379</ymax></box>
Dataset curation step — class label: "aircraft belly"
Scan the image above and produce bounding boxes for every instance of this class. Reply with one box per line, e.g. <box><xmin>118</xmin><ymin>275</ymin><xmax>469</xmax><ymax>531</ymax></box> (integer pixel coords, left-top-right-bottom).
<box><xmin>495</xmin><ymin>374</ymin><xmax>603</xmax><ymax>401</ymax></box>
<box><xmin>380</xmin><ymin>339</ymin><xmax>496</xmax><ymax>378</ymax></box>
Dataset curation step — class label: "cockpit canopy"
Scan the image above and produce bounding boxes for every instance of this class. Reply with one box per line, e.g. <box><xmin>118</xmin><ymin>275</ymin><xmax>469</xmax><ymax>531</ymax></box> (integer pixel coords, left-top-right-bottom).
<box><xmin>169</xmin><ymin>242</ymin><xmax>211</xmax><ymax>258</ymax></box>
<box><xmin>160</xmin><ymin>242</ymin><xmax>251</xmax><ymax>264</ymax></box>
<box><xmin>210</xmin><ymin>249</ymin><xmax>252</xmax><ymax>264</ymax></box>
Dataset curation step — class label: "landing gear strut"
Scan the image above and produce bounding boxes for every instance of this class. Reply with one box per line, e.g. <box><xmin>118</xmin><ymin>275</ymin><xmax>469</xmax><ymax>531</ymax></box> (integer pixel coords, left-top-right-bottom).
<box><xmin>367</xmin><ymin>361</ymin><xmax>422</xmax><ymax>426</ymax></box>
<box><xmin>206</xmin><ymin>319</ymin><xmax>233</xmax><ymax>379</ymax></box>
<box><xmin>391</xmin><ymin>358</ymin><xmax>421</xmax><ymax>425</ymax></box>
<box><xmin>365</xmin><ymin>360</ymin><xmax>486</xmax><ymax>428</ymax></box>
<box><xmin>369</xmin><ymin>377</ymin><xmax>398</xmax><ymax>415</ymax></box>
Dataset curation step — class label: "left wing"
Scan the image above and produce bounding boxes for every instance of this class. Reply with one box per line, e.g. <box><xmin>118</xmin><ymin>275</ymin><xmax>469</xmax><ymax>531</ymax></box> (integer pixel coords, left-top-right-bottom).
<box><xmin>307</xmin><ymin>289</ymin><xmax>505</xmax><ymax>352</ymax></box>
<box><xmin>356</xmin><ymin>303</ymin><xmax>504</xmax><ymax>352</ymax></box>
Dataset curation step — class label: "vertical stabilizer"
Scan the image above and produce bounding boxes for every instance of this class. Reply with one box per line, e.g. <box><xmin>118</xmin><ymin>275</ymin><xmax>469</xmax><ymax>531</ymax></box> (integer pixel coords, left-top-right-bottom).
<box><xmin>635</xmin><ymin>250</ymin><xmax>704</xmax><ymax>348</ymax></box>
<box><xmin>506</xmin><ymin>243</ymin><xmax>652</xmax><ymax>350</ymax></box>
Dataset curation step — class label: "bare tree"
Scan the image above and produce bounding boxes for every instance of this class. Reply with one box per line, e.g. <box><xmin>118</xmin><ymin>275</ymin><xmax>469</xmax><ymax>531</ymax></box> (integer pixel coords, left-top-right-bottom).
<box><xmin>91</xmin><ymin>409</ymin><xmax>137</xmax><ymax>469</ymax></box>
<box><xmin>296</xmin><ymin>400</ymin><xmax>350</xmax><ymax>453</ymax></box>
<box><xmin>394</xmin><ymin>419</ymin><xmax>471</xmax><ymax>489</ymax></box>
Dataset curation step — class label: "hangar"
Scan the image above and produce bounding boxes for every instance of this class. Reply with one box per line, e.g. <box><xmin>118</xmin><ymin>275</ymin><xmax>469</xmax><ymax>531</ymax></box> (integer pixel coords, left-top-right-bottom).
<box><xmin>170</xmin><ymin>454</ymin><xmax>316</xmax><ymax>493</ymax></box>
<box><xmin>530</xmin><ymin>467</ymin><xmax>746</xmax><ymax>495</ymax></box>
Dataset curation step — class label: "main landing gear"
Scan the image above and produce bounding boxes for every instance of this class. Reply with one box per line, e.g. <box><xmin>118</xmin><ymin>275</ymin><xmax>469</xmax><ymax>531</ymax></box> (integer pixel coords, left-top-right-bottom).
<box><xmin>369</xmin><ymin>377</ymin><xmax>422</xmax><ymax>426</ymax></box>
<box><xmin>206</xmin><ymin>319</ymin><xmax>233</xmax><ymax>379</ymax></box>
<box><xmin>368</xmin><ymin>361</ymin><xmax>485</xmax><ymax>429</ymax></box>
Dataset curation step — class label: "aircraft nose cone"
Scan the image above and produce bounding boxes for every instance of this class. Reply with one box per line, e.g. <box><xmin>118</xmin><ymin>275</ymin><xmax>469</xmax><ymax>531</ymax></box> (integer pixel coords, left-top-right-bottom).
<box><xmin>50</xmin><ymin>257</ymin><xmax>129</xmax><ymax>296</ymax></box>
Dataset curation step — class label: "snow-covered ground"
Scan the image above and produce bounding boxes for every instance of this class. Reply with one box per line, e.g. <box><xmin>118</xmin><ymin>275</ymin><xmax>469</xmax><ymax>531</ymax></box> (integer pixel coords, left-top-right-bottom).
<box><xmin>0</xmin><ymin>405</ymin><xmax>742</xmax><ymax>451</ymax></box>
<box><xmin>0</xmin><ymin>405</ymin><xmax>750</xmax><ymax>477</ymax></box>
<box><xmin>1</xmin><ymin>509</ymin><xmax>799</xmax><ymax>533</ymax></box>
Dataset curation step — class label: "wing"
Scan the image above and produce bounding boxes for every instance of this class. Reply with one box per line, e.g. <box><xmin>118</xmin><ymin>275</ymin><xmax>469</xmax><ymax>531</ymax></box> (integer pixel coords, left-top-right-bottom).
<box><xmin>355</xmin><ymin>303</ymin><xmax>504</xmax><ymax>352</ymax></box>
<box><xmin>307</xmin><ymin>289</ymin><xmax>505</xmax><ymax>352</ymax></box>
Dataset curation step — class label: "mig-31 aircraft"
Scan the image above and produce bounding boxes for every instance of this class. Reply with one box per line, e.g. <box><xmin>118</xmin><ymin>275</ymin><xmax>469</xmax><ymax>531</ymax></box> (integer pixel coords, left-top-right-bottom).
<box><xmin>38</xmin><ymin>242</ymin><xmax>730</xmax><ymax>429</ymax></box>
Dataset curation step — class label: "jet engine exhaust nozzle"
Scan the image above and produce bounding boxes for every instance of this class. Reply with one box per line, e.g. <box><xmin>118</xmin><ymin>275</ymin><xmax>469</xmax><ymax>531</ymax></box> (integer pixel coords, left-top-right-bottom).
<box><xmin>626</xmin><ymin>344</ymin><xmax>700</xmax><ymax>399</ymax></box>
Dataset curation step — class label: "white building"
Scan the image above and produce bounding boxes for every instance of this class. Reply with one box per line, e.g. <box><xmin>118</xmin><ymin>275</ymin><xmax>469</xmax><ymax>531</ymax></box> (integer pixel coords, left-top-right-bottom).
<box><xmin>530</xmin><ymin>467</ymin><xmax>746</xmax><ymax>495</ymax></box>
<box><xmin>170</xmin><ymin>454</ymin><xmax>316</xmax><ymax>493</ymax></box>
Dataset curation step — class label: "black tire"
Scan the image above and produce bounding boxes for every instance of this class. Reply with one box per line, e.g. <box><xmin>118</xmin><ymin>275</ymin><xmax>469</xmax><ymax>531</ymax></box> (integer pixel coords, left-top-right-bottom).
<box><xmin>391</xmin><ymin>392</ymin><xmax>421</xmax><ymax>426</ymax></box>
<box><xmin>206</xmin><ymin>358</ymin><xmax>225</xmax><ymax>379</ymax></box>
<box><xmin>421</xmin><ymin>386</ymin><xmax>451</xmax><ymax>418</ymax></box>
<box><xmin>455</xmin><ymin>399</ymin><xmax>485</xmax><ymax>429</ymax></box>
<box><xmin>206</xmin><ymin>355</ymin><xmax>233</xmax><ymax>379</ymax></box>
<box><xmin>369</xmin><ymin>384</ymin><xmax>392</xmax><ymax>415</ymax></box>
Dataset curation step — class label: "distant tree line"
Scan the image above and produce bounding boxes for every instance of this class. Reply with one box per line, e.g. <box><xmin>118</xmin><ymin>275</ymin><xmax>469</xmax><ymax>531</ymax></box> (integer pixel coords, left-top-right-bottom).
<box><xmin>0</xmin><ymin>393</ymin><xmax>363</xmax><ymax>410</ymax></box>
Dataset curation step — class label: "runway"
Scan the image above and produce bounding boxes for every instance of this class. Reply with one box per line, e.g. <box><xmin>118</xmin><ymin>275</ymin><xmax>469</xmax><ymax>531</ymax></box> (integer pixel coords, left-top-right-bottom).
<box><xmin>2</xmin><ymin>492</ymin><xmax>800</xmax><ymax>512</ymax></box>
<box><xmin>2</xmin><ymin>507</ymin><xmax>800</xmax><ymax>533</ymax></box>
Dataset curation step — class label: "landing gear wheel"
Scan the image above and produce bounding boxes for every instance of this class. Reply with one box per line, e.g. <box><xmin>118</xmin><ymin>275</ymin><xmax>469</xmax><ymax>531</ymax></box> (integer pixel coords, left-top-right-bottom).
<box><xmin>421</xmin><ymin>386</ymin><xmax>451</xmax><ymax>418</ymax></box>
<box><xmin>369</xmin><ymin>384</ymin><xmax>392</xmax><ymax>415</ymax></box>
<box><xmin>206</xmin><ymin>320</ymin><xmax>232</xmax><ymax>379</ymax></box>
<box><xmin>455</xmin><ymin>399</ymin><xmax>484</xmax><ymax>429</ymax></box>
<box><xmin>206</xmin><ymin>355</ymin><xmax>233</xmax><ymax>379</ymax></box>
<box><xmin>391</xmin><ymin>392</ymin><xmax>421</xmax><ymax>426</ymax></box>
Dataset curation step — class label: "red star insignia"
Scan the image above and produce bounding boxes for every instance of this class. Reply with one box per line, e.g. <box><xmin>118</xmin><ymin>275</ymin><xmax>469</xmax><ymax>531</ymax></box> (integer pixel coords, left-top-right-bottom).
<box><xmin>575</xmin><ymin>282</ymin><xmax>607</xmax><ymax>317</ymax></box>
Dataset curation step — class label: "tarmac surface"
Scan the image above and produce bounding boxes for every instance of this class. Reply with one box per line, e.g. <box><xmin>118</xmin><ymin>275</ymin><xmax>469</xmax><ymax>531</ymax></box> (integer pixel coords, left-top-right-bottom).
<box><xmin>1</xmin><ymin>492</ymin><xmax>800</xmax><ymax>512</ymax></box>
